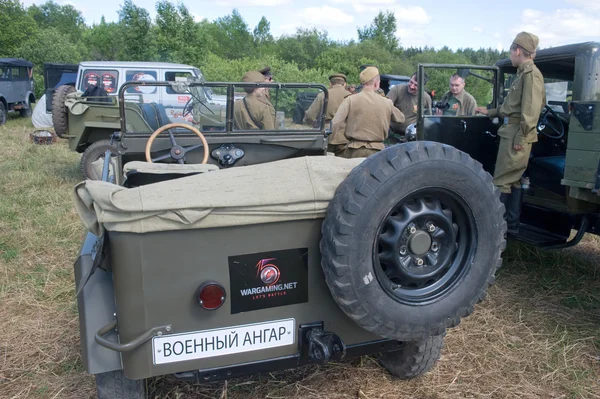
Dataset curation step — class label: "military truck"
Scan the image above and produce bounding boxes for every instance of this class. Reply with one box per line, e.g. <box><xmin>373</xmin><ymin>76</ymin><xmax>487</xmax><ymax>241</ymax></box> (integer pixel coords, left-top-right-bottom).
<box><xmin>72</xmin><ymin>79</ymin><xmax>505</xmax><ymax>398</ymax></box>
<box><xmin>413</xmin><ymin>41</ymin><xmax>600</xmax><ymax>249</ymax></box>
<box><xmin>0</xmin><ymin>58</ymin><xmax>36</xmax><ymax>124</ymax></box>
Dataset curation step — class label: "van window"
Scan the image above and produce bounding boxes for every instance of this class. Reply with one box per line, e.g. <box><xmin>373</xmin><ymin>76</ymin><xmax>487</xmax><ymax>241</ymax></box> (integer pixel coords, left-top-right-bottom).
<box><xmin>125</xmin><ymin>70</ymin><xmax>158</xmax><ymax>94</ymax></box>
<box><xmin>81</xmin><ymin>69</ymin><xmax>119</xmax><ymax>94</ymax></box>
<box><xmin>0</xmin><ymin>67</ymin><xmax>9</xmax><ymax>79</ymax></box>
<box><xmin>165</xmin><ymin>71</ymin><xmax>193</xmax><ymax>94</ymax></box>
<box><xmin>11</xmin><ymin>67</ymin><xmax>22</xmax><ymax>79</ymax></box>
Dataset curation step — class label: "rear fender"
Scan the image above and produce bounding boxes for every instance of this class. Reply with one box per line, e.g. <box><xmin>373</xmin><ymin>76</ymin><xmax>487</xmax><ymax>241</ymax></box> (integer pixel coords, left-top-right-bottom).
<box><xmin>74</xmin><ymin>231</ymin><xmax>122</xmax><ymax>374</ymax></box>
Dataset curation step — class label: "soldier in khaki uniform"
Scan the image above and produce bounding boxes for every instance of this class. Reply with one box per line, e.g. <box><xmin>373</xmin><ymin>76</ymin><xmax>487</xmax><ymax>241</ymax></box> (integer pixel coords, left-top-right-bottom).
<box><xmin>331</xmin><ymin>66</ymin><xmax>405</xmax><ymax>159</ymax></box>
<box><xmin>436</xmin><ymin>74</ymin><xmax>477</xmax><ymax>116</ymax></box>
<box><xmin>233</xmin><ymin>71</ymin><xmax>276</xmax><ymax>130</ymax></box>
<box><xmin>475</xmin><ymin>32</ymin><xmax>546</xmax><ymax>234</ymax></box>
<box><xmin>387</xmin><ymin>72</ymin><xmax>433</xmax><ymax>142</ymax></box>
<box><xmin>304</xmin><ymin>73</ymin><xmax>352</xmax><ymax>154</ymax></box>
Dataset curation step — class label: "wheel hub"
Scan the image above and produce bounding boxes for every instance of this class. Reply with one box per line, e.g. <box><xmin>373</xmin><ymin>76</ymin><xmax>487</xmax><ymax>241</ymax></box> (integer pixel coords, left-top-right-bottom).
<box><xmin>407</xmin><ymin>230</ymin><xmax>431</xmax><ymax>256</ymax></box>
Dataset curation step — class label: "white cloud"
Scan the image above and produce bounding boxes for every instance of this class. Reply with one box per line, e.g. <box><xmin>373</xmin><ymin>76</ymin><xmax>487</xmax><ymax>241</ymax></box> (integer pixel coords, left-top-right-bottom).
<box><xmin>328</xmin><ymin>0</ymin><xmax>397</xmax><ymax>13</ymax></box>
<box><xmin>396</xmin><ymin>26</ymin><xmax>433</xmax><ymax>48</ymax></box>
<box><xmin>473</xmin><ymin>26</ymin><xmax>483</xmax><ymax>33</ymax></box>
<box><xmin>392</xmin><ymin>5</ymin><xmax>431</xmax><ymax>24</ymax></box>
<box><xmin>566</xmin><ymin>0</ymin><xmax>600</xmax><ymax>12</ymax></box>
<box><xmin>512</xmin><ymin>7</ymin><xmax>600</xmax><ymax>48</ymax></box>
<box><xmin>215</xmin><ymin>0</ymin><xmax>290</xmax><ymax>6</ymax></box>
<box><xmin>298</xmin><ymin>6</ymin><xmax>354</xmax><ymax>28</ymax></box>
<box><xmin>493</xmin><ymin>32</ymin><xmax>501</xmax><ymax>39</ymax></box>
<box><xmin>192</xmin><ymin>13</ymin><xmax>205</xmax><ymax>23</ymax></box>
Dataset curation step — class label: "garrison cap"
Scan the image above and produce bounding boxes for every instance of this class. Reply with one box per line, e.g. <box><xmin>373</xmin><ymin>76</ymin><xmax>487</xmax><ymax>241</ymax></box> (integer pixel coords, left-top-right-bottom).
<box><xmin>512</xmin><ymin>31</ymin><xmax>539</xmax><ymax>53</ymax></box>
<box><xmin>328</xmin><ymin>73</ymin><xmax>347</xmax><ymax>82</ymax></box>
<box><xmin>259</xmin><ymin>66</ymin><xmax>272</xmax><ymax>77</ymax></box>
<box><xmin>359</xmin><ymin>66</ymin><xmax>379</xmax><ymax>84</ymax></box>
<box><xmin>359</xmin><ymin>64</ymin><xmax>376</xmax><ymax>71</ymax></box>
<box><xmin>242</xmin><ymin>70</ymin><xmax>265</xmax><ymax>83</ymax></box>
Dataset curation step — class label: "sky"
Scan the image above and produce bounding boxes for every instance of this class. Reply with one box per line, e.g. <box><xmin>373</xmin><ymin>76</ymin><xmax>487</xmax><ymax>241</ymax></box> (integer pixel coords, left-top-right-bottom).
<box><xmin>19</xmin><ymin>0</ymin><xmax>600</xmax><ymax>51</ymax></box>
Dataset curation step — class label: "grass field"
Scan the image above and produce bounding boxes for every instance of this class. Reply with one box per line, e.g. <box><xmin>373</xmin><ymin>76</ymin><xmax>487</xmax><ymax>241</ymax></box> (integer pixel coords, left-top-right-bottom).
<box><xmin>0</xmin><ymin>115</ymin><xmax>598</xmax><ymax>398</ymax></box>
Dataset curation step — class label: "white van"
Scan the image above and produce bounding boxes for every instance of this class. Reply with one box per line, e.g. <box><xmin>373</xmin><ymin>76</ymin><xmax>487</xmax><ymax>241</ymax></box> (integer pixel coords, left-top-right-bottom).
<box><xmin>75</xmin><ymin>61</ymin><xmax>223</xmax><ymax>123</ymax></box>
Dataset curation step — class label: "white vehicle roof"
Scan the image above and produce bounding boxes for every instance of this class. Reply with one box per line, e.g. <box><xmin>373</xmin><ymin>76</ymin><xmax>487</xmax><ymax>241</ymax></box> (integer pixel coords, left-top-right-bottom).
<box><xmin>79</xmin><ymin>61</ymin><xmax>197</xmax><ymax>69</ymax></box>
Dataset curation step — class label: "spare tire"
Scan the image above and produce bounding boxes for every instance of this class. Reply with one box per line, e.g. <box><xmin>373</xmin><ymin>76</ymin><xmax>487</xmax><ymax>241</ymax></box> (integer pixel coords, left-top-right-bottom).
<box><xmin>320</xmin><ymin>141</ymin><xmax>506</xmax><ymax>342</ymax></box>
<box><xmin>52</xmin><ymin>85</ymin><xmax>76</xmax><ymax>138</ymax></box>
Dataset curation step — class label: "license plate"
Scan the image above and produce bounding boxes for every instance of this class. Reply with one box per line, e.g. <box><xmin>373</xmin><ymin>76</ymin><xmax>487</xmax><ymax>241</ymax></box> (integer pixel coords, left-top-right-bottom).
<box><xmin>152</xmin><ymin>319</ymin><xmax>295</xmax><ymax>365</ymax></box>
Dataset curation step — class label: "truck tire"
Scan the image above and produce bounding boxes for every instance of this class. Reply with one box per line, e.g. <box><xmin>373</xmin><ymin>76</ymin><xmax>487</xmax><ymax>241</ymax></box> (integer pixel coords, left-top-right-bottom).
<box><xmin>320</xmin><ymin>141</ymin><xmax>506</xmax><ymax>342</ymax></box>
<box><xmin>80</xmin><ymin>140</ymin><xmax>118</xmax><ymax>180</ymax></box>
<box><xmin>52</xmin><ymin>85</ymin><xmax>75</xmax><ymax>138</ymax></box>
<box><xmin>96</xmin><ymin>370</ymin><xmax>146</xmax><ymax>399</ymax></box>
<box><xmin>0</xmin><ymin>103</ymin><xmax>6</xmax><ymax>125</ymax></box>
<box><xmin>378</xmin><ymin>333</ymin><xmax>445</xmax><ymax>379</ymax></box>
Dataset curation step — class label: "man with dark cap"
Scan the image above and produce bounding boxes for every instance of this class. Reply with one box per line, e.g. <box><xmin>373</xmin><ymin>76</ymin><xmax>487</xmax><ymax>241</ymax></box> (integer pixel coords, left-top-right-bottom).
<box><xmin>387</xmin><ymin>71</ymin><xmax>433</xmax><ymax>142</ymax></box>
<box><xmin>331</xmin><ymin>66</ymin><xmax>405</xmax><ymax>159</ymax></box>
<box><xmin>304</xmin><ymin>73</ymin><xmax>352</xmax><ymax>154</ymax></box>
<box><xmin>259</xmin><ymin>66</ymin><xmax>273</xmax><ymax>100</ymax></box>
<box><xmin>475</xmin><ymin>31</ymin><xmax>546</xmax><ymax>235</ymax></box>
<box><xmin>234</xmin><ymin>70</ymin><xmax>276</xmax><ymax>130</ymax></box>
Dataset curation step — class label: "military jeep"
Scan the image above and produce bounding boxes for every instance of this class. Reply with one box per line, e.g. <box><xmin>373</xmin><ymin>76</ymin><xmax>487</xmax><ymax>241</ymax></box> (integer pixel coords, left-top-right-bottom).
<box><xmin>414</xmin><ymin>41</ymin><xmax>600</xmax><ymax>249</ymax></box>
<box><xmin>72</xmin><ymin>79</ymin><xmax>506</xmax><ymax>398</ymax></box>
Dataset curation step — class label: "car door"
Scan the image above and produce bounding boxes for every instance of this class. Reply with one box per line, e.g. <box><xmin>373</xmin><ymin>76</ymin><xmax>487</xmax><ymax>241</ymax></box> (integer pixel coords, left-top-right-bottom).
<box><xmin>416</xmin><ymin>64</ymin><xmax>501</xmax><ymax>175</ymax></box>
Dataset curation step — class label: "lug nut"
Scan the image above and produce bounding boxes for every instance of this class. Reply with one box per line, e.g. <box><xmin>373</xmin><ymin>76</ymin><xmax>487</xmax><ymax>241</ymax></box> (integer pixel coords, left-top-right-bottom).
<box><xmin>399</xmin><ymin>246</ymin><xmax>408</xmax><ymax>256</ymax></box>
<box><xmin>408</xmin><ymin>224</ymin><xmax>417</xmax><ymax>234</ymax></box>
<box><xmin>415</xmin><ymin>258</ymin><xmax>424</xmax><ymax>266</ymax></box>
<box><xmin>427</xmin><ymin>223</ymin><xmax>436</xmax><ymax>232</ymax></box>
<box><xmin>431</xmin><ymin>242</ymin><xmax>439</xmax><ymax>252</ymax></box>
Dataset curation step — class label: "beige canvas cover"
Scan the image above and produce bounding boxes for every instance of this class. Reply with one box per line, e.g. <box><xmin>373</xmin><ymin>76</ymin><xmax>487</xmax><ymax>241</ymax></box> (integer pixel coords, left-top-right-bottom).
<box><xmin>73</xmin><ymin>156</ymin><xmax>364</xmax><ymax>235</ymax></box>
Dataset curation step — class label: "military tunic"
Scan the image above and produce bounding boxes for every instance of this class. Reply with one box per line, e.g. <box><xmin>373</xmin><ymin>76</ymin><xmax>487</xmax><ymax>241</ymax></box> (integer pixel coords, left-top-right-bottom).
<box><xmin>439</xmin><ymin>90</ymin><xmax>477</xmax><ymax>116</ymax></box>
<box><xmin>386</xmin><ymin>84</ymin><xmax>432</xmax><ymax>134</ymax></box>
<box><xmin>304</xmin><ymin>85</ymin><xmax>351</xmax><ymax>154</ymax></box>
<box><xmin>233</xmin><ymin>93</ymin><xmax>276</xmax><ymax>130</ymax></box>
<box><xmin>488</xmin><ymin>59</ymin><xmax>546</xmax><ymax>193</ymax></box>
<box><xmin>331</xmin><ymin>89</ymin><xmax>405</xmax><ymax>158</ymax></box>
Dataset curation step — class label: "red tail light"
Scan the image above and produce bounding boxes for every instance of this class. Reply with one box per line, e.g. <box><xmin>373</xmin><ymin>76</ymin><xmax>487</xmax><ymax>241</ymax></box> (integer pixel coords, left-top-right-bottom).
<box><xmin>196</xmin><ymin>282</ymin><xmax>226</xmax><ymax>310</ymax></box>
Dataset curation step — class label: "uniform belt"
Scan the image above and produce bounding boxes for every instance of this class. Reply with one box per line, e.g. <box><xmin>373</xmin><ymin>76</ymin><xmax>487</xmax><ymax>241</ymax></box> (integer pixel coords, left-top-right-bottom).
<box><xmin>502</xmin><ymin>116</ymin><xmax>521</xmax><ymax>125</ymax></box>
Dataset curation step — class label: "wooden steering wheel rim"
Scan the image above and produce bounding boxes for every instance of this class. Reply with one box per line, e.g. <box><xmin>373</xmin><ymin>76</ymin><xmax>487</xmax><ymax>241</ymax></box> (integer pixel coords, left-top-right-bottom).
<box><xmin>145</xmin><ymin>123</ymin><xmax>209</xmax><ymax>164</ymax></box>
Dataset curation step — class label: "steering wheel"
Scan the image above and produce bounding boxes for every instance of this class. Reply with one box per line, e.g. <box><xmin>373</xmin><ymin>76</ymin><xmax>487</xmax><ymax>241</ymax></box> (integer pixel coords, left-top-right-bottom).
<box><xmin>182</xmin><ymin>96</ymin><xmax>194</xmax><ymax>118</ymax></box>
<box><xmin>537</xmin><ymin>105</ymin><xmax>565</xmax><ymax>139</ymax></box>
<box><xmin>145</xmin><ymin>123</ymin><xmax>209</xmax><ymax>164</ymax></box>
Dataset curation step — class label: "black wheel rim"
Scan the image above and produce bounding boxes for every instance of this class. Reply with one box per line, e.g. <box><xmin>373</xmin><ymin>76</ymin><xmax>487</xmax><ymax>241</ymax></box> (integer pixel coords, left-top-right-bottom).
<box><xmin>373</xmin><ymin>188</ymin><xmax>477</xmax><ymax>305</ymax></box>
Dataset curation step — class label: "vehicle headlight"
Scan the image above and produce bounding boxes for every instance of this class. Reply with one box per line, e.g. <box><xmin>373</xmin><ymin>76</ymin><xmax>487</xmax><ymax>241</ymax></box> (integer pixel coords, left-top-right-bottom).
<box><xmin>405</xmin><ymin>124</ymin><xmax>417</xmax><ymax>141</ymax></box>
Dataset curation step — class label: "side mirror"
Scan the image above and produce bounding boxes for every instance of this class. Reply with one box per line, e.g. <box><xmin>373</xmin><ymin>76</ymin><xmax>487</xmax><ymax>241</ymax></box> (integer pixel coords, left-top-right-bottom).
<box><xmin>405</xmin><ymin>124</ymin><xmax>417</xmax><ymax>141</ymax></box>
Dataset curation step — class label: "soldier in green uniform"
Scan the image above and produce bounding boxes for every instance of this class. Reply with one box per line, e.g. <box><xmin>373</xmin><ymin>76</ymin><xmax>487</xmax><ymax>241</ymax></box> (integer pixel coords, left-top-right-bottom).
<box><xmin>387</xmin><ymin>72</ymin><xmax>433</xmax><ymax>143</ymax></box>
<box><xmin>233</xmin><ymin>71</ymin><xmax>276</xmax><ymax>130</ymax></box>
<box><xmin>304</xmin><ymin>73</ymin><xmax>352</xmax><ymax>154</ymax></box>
<box><xmin>436</xmin><ymin>74</ymin><xmax>477</xmax><ymax>116</ymax></box>
<box><xmin>331</xmin><ymin>67</ymin><xmax>405</xmax><ymax>159</ymax></box>
<box><xmin>475</xmin><ymin>32</ymin><xmax>546</xmax><ymax>234</ymax></box>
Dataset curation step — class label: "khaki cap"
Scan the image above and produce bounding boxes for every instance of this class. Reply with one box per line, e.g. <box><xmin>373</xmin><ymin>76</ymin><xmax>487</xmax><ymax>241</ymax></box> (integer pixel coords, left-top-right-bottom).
<box><xmin>512</xmin><ymin>31</ymin><xmax>539</xmax><ymax>53</ymax></box>
<box><xmin>329</xmin><ymin>73</ymin><xmax>347</xmax><ymax>82</ymax></box>
<box><xmin>241</xmin><ymin>71</ymin><xmax>265</xmax><ymax>83</ymax></box>
<box><xmin>359</xmin><ymin>66</ymin><xmax>379</xmax><ymax>84</ymax></box>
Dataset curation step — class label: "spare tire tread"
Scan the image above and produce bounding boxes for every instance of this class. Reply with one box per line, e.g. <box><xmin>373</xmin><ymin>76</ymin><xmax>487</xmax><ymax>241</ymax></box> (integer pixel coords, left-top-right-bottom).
<box><xmin>378</xmin><ymin>334</ymin><xmax>445</xmax><ymax>379</ymax></box>
<box><xmin>52</xmin><ymin>85</ymin><xmax>76</xmax><ymax>138</ymax></box>
<box><xmin>320</xmin><ymin>141</ymin><xmax>506</xmax><ymax>341</ymax></box>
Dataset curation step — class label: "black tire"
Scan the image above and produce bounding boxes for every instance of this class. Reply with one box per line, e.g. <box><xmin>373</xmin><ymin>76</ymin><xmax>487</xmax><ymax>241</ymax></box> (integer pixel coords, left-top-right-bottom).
<box><xmin>378</xmin><ymin>333</ymin><xmax>445</xmax><ymax>379</ymax></box>
<box><xmin>0</xmin><ymin>103</ymin><xmax>6</xmax><ymax>125</ymax></box>
<box><xmin>19</xmin><ymin>107</ymin><xmax>32</xmax><ymax>117</ymax></box>
<box><xmin>80</xmin><ymin>140</ymin><xmax>118</xmax><ymax>180</ymax></box>
<box><xmin>96</xmin><ymin>370</ymin><xmax>146</xmax><ymax>399</ymax></box>
<box><xmin>320</xmin><ymin>141</ymin><xmax>506</xmax><ymax>342</ymax></box>
<box><xmin>52</xmin><ymin>85</ymin><xmax>76</xmax><ymax>138</ymax></box>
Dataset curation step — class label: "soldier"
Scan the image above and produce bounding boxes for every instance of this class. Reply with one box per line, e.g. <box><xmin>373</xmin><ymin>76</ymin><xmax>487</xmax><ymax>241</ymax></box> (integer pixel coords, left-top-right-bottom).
<box><xmin>233</xmin><ymin>70</ymin><xmax>276</xmax><ymax>130</ymax></box>
<box><xmin>304</xmin><ymin>73</ymin><xmax>352</xmax><ymax>154</ymax></box>
<box><xmin>331</xmin><ymin>66</ymin><xmax>405</xmax><ymax>159</ymax></box>
<box><xmin>436</xmin><ymin>74</ymin><xmax>477</xmax><ymax>116</ymax></box>
<box><xmin>387</xmin><ymin>71</ymin><xmax>433</xmax><ymax>142</ymax></box>
<box><xmin>475</xmin><ymin>32</ymin><xmax>546</xmax><ymax>235</ymax></box>
<box><xmin>259</xmin><ymin>66</ymin><xmax>273</xmax><ymax>100</ymax></box>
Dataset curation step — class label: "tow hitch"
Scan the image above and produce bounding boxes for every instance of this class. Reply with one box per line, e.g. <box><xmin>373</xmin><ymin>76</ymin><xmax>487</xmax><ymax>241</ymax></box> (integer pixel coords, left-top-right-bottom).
<box><xmin>303</xmin><ymin>324</ymin><xmax>346</xmax><ymax>364</ymax></box>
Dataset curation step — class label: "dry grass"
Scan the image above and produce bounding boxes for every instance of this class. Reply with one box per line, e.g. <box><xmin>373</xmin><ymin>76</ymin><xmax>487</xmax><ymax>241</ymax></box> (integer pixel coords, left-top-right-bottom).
<box><xmin>0</xmin><ymin>115</ymin><xmax>598</xmax><ymax>398</ymax></box>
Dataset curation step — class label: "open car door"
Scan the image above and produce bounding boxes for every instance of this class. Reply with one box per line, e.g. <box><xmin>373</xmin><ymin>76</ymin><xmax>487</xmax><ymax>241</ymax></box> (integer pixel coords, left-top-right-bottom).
<box><xmin>416</xmin><ymin>64</ymin><xmax>501</xmax><ymax>175</ymax></box>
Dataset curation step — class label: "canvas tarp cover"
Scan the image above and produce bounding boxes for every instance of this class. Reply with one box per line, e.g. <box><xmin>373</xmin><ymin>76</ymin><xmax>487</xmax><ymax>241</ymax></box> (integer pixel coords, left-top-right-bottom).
<box><xmin>73</xmin><ymin>156</ymin><xmax>364</xmax><ymax>235</ymax></box>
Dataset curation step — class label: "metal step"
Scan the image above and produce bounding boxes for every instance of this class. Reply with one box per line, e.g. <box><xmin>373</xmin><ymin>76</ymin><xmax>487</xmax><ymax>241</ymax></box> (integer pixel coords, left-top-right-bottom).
<box><xmin>511</xmin><ymin>223</ymin><xmax>568</xmax><ymax>246</ymax></box>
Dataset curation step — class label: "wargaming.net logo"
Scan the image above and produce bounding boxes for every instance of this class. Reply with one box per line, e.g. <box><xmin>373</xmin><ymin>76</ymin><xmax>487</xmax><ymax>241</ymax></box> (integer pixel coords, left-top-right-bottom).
<box><xmin>256</xmin><ymin>258</ymin><xmax>280</xmax><ymax>286</ymax></box>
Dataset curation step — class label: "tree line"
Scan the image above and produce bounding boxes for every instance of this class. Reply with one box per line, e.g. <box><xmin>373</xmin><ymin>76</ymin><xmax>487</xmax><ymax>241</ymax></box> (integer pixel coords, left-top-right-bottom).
<box><xmin>0</xmin><ymin>0</ymin><xmax>508</xmax><ymax>103</ymax></box>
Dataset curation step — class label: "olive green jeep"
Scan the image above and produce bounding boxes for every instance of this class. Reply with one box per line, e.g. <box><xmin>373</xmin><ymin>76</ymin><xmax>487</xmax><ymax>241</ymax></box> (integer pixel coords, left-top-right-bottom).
<box><xmin>72</xmin><ymin>79</ymin><xmax>506</xmax><ymax>398</ymax></box>
<box><xmin>414</xmin><ymin>41</ymin><xmax>600</xmax><ymax>249</ymax></box>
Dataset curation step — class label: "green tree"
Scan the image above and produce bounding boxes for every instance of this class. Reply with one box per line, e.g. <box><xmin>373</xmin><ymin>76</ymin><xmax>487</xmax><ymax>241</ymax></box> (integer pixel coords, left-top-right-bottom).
<box><xmin>253</xmin><ymin>16</ymin><xmax>273</xmax><ymax>46</ymax></box>
<box><xmin>276</xmin><ymin>28</ymin><xmax>334</xmax><ymax>70</ymax></box>
<box><xmin>82</xmin><ymin>16</ymin><xmax>123</xmax><ymax>60</ymax></box>
<box><xmin>154</xmin><ymin>1</ymin><xmax>199</xmax><ymax>63</ymax></box>
<box><xmin>357</xmin><ymin>11</ymin><xmax>398</xmax><ymax>53</ymax></box>
<box><xmin>0</xmin><ymin>0</ymin><xmax>38</xmax><ymax>58</ymax></box>
<box><xmin>117</xmin><ymin>0</ymin><xmax>155</xmax><ymax>61</ymax></box>
<box><xmin>213</xmin><ymin>9</ymin><xmax>254</xmax><ymax>59</ymax></box>
<box><xmin>27</xmin><ymin>0</ymin><xmax>86</xmax><ymax>42</ymax></box>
